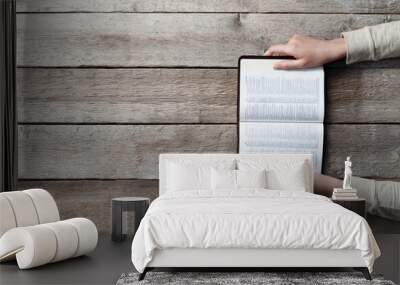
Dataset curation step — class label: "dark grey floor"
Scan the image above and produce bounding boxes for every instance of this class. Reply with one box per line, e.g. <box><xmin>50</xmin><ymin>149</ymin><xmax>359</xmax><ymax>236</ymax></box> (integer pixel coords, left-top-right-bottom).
<box><xmin>1</xmin><ymin>216</ymin><xmax>399</xmax><ymax>285</ymax></box>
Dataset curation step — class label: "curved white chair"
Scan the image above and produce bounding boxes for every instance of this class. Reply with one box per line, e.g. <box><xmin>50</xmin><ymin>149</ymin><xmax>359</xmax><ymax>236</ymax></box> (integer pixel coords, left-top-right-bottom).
<box><xmin>0</xmin><ymin>189</ymin><xmax>98</xmax><ymax>269</ymax></box>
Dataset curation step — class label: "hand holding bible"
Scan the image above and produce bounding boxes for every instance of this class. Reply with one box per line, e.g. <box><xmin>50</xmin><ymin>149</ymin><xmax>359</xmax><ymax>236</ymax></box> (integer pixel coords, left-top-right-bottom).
<box><xmin>265</xmin><ymin>35</ymin><xmax>346</xmax><ymax>70</ymax></box>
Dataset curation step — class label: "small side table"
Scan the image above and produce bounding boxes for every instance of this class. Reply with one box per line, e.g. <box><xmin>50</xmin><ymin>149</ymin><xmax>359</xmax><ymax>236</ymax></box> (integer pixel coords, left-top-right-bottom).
<box><xmin>332</xmin><ymin>198</ymin><xmax>366</xmax><ymax>218</ymax></box>
<box><xmin>112</xmin><ymin>197</ymin><xmax>150</xmax><ymax>242</ymax></box>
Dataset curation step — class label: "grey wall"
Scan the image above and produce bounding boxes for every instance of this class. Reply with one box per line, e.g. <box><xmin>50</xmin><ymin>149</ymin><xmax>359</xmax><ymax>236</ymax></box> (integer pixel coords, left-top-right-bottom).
<box><xmin>16</xmin><ymin>0</ymin><xmax>400</xmax><ymax>232</ymax></box>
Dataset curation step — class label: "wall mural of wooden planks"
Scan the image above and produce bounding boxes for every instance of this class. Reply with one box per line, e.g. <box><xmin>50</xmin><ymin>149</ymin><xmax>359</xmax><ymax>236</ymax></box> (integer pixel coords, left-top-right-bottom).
<box><xmin>16</xmin><ymin>0</ymin><xmax>400</xmax><ymax>232</ymax></box>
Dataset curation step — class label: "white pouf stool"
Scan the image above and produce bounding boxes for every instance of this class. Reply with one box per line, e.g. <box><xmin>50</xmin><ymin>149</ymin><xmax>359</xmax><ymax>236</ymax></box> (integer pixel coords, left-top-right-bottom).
<box><xmin>0</xmin><ymin>189</ymin><xmax>98</xmax><ymax>269</ymax></box>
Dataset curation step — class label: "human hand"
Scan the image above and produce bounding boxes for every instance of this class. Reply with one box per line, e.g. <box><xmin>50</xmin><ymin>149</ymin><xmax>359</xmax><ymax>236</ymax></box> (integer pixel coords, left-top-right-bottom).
<box><xmin>264</xmin><ymin>35</ymin><xmax>346</xmax><ymax>69</ymax></box>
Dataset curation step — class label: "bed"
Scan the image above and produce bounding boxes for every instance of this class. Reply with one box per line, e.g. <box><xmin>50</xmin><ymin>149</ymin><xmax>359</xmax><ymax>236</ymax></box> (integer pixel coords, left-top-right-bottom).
<box><xmin>131</xmin><ymin>153</ymin><xmax>380</xmax><ymax>280</ymax></box>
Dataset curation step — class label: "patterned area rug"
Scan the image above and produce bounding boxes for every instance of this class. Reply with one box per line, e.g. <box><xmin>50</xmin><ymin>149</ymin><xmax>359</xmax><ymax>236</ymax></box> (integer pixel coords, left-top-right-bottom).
<box><xmin>116</xmin><ymin>272</ymin><xmax>396</xmax><ymax>285</ymax></box>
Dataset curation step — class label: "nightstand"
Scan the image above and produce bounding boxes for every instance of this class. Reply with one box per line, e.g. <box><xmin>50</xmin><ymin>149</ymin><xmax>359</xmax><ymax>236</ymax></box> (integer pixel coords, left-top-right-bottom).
<box><xmin>331</xmin><ymin>198</ymin><xmax>366</xmax><ymax>218</ymax></box>
<box><xmin>111</xmin><ymin>197</ymin><xmax>150</xmax><ymax>242</ymax></box>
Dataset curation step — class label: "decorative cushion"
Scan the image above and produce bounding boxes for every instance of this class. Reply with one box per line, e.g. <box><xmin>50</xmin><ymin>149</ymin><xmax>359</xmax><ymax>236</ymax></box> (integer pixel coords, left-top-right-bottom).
<box><xmin>0</xmin><ymin>191</ymin><xmax>39</xmax><ymax>227</ymax></box>
<box><xmin>0</xmin><ymin>218</ymin><xmax>98</xmax><ymax>269</ymax></box>
<box><xmin>211</xmin><ymin>168</ymin><xmax>236</xmax><ymax>192</ymax></box>
<box><xmin>211</xmin><ymin>169</ymin><xmax>268</xmax><ymax>193</ymax></box>
<box><xmin>237</xmin><ymin>169</ymin><xmax>268</xmax><ymax>189</ymax></box>
<box><xmin>0</xmin><ymin>196</ymin><xmax>16</xmax><ymax>237</ymax></box>
<box><xmin>266</xmin><ymin>162</ymin><xmax>308</xmax><ymax>192</ymax></box>
<box><xmin>0</xmin><ymin>189</ymin><xmax>98</xmax><ymax>269</ymax></box>
<box><xmin>64</xmin><ymin>218</ymin><xmax>98</xmax><ymax>257</ymax></box>
<box><xmin>0</xmin><ymin>225</ymin><xmax>57</xmax><ymax>268</ymax></box>
<box><xmin>23</xmin><ymin>189</ymin><xmax>60</xmax><ymax>224</ymax></box>
<box><xmin>238</xmin><ymin>158</ymin><xmax>311</xmax><ymax>192</ymax></box>
<box><xmin>167</xmin><ymin>162</ymin><xmax>211</xmax><ymax>191</ymax></box>
<box><xmin>42</xmin><ymin>221</ymin><xmax>79</xmax><ymax>262</ymax></box>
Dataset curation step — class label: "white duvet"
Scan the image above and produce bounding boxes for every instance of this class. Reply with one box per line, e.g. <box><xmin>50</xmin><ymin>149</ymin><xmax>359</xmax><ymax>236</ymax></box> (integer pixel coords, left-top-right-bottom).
<box><xmin>131</xmin><ymin>190</ymin><xmax>380</xmax><ymax>273</ymax></box>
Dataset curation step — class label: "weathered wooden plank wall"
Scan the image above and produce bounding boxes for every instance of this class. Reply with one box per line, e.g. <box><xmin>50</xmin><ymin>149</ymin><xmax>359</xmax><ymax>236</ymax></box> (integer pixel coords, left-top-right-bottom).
<box><xmin>17</xmin><ymin>68</ymin><xmax>400</xmax><ymax>123</ymax></box>
<box><xmin>16</xmin><ymin>0</ymin><xmax>400</xmax><ymax>232</ymax></box>
<box><xmin>15</xmin><ymin>0</ymin><xmax>400</xmax><ymax>13</ymax></box>
<box><xmin>17</xmin><ymin>68</ymin><xmax>238</xmax><ymax>123</ymax></box>
<box><xmin>17</xmin><ymin>14</ymin><xmax>400</xmax><ymax>67</ymax></box>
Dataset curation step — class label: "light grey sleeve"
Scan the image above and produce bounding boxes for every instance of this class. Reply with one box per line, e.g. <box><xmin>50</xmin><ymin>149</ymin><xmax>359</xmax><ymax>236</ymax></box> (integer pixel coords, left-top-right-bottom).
<box><xmin>352</xmin><ymin>176</ymin><xmax>400</xmax><ymax>221</ymax></box>
<box><xmin>341</xmin><ymin>21</ymin><xmax>400</xmax><ymax>64</ymax></box>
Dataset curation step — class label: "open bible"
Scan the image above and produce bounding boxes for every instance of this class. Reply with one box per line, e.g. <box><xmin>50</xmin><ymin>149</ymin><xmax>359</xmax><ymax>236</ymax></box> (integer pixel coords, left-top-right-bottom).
<box><xmin>238</xmin><ymin>56</ymin><xmax>324</xmax><ymax>172</ymax></box>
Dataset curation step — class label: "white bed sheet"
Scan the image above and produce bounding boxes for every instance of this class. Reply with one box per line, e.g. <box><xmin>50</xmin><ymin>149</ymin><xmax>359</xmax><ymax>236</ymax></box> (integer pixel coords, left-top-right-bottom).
<box><xmin>131</xmin><ymin>190</ymin><xmax>380</xmax><ymax>273</ymax></box>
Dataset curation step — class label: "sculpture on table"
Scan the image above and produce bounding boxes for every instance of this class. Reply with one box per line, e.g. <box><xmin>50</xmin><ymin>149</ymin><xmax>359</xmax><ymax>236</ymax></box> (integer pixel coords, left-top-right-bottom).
<box><xmin>332</xmin><ymin>156</ymin><xmax>358</xmax><ymax>199</ymax></box>
<box><xmin>342</xmin><ymin>156</ymin><xmax>352</xmax><ymax>190</ymax></box>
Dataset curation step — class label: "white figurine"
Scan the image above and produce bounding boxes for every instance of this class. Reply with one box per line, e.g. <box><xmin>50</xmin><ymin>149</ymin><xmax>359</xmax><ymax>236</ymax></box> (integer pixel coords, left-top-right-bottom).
<box><xmin>342</xmin><ymin>156</ymin><xmax>352</xmax><ymax>190</ymax></box>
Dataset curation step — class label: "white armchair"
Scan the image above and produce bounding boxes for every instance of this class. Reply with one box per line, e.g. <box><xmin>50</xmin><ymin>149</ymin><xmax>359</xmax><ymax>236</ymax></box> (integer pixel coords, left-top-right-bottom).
<box><xmin>0</xmin><ymin>189</ymin><xmax>98</xmax><ymax>269</ymax></box>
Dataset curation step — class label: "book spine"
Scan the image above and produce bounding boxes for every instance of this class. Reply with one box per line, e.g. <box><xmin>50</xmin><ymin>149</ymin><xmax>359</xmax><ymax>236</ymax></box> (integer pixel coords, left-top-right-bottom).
<box><xmin>332</xmin><ymin>195</ymin><xmax>359</xmax><ymax>200</ymax></box>
<box><xmin>333</xmin><ymin>189</ymin><xmax>357</xmax><ymax>193</ymax></box>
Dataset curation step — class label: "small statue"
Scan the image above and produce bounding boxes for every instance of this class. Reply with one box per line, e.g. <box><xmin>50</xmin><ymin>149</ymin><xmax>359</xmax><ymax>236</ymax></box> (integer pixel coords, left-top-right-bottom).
<box><xmin>342</xmin><ymin>156</ymin><xmax>352</xmax><ymax>190</ymax></box>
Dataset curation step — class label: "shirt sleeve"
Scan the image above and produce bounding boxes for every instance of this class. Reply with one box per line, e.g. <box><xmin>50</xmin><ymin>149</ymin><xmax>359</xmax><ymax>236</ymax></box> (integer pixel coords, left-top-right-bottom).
<box><xmin>352</xmin><ymin>176</ymin><xmax>400</xmax><ymax>221</ymax></box>
<box><xmin>341</xmin><ymin>21</ymin><xmax>400</xmax><ymax>64</ymax></box>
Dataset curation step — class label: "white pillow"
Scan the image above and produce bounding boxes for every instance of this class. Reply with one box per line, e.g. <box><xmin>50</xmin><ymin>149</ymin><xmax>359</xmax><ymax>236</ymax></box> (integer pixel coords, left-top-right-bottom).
<box><xmin>266</xmin><ymin>165</ymin><xmax>307</xmax><ymax>192</ymax></box>
<box><xmin>211</xmin><ymin>168</ymin><xmax>268</xmax><ymax>193</ymax></box>
<box><xmin>211</xmin><ymin>168</ymin><xmax>236</xmax><ymax>191</ymax></box>
<box><xmin>237</xmin><ymin>169</ymin><xmax>267</xmax><ymax>189</ymax></box>
<box><xmin>165</xmin><ymin>158</ymin><xmax>236</xmax><ymax>193</ymax></box>
<box><xmin>238</xmin><ymin>158</ymin><xmax>310</xmax><ymax>192</ymax></box>
<box><xmin>167</xmin><ymin>162</ymin><xmax>211</xmax><ymax>192</ymax></box>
